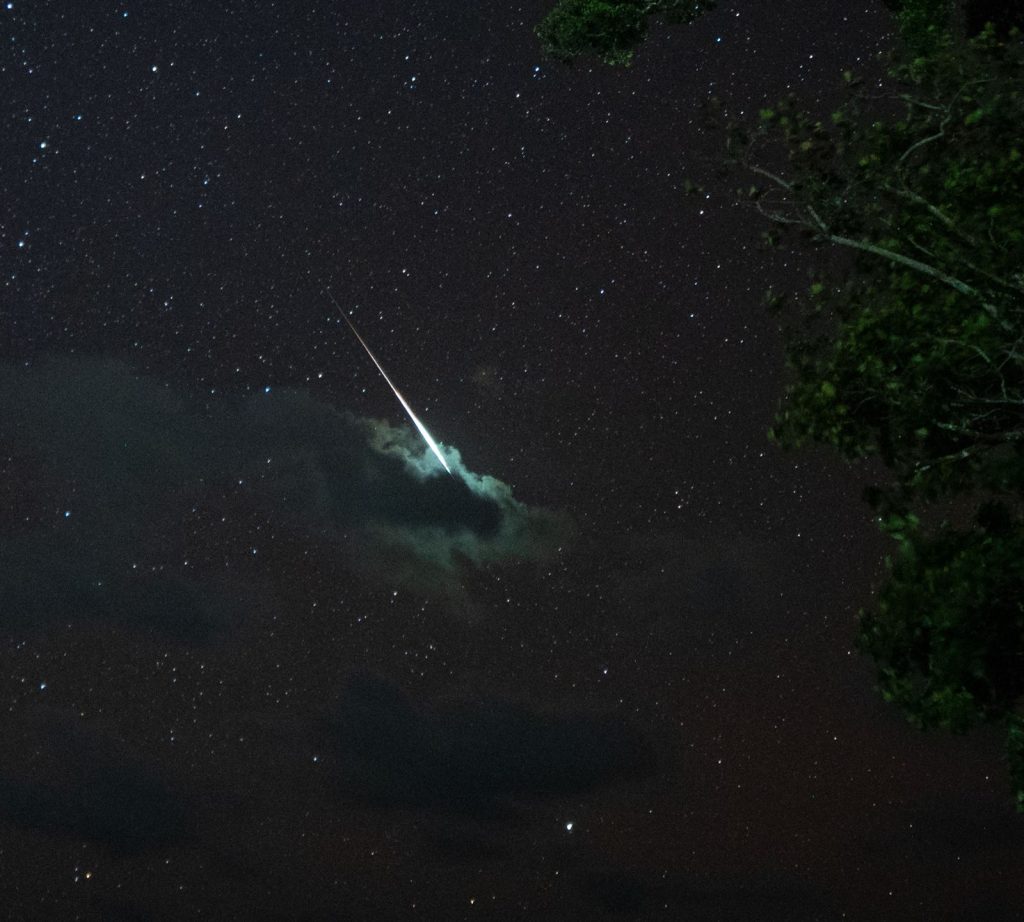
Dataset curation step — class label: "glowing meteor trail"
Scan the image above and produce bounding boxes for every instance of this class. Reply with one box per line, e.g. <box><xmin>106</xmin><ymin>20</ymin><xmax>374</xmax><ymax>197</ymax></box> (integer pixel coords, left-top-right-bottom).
<box><xmin>327</xmin><ymin>292</ymin><xmax>452</xmax><ymax>475</ymax></box>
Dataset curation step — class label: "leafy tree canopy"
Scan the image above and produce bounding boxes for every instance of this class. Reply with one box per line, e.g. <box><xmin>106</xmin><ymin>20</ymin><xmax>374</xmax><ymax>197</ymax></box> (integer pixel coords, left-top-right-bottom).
<box><xmin>535</xmin><ymin>0</ymin><xmax>1024</xmax><ymax>805</ymax></box>
<box><xmin>883</xmin><ymin>0</ymin><xmax>1024</xmax><ymax>42</ymax></box>
<box><xmin>745</xmin><ymin>27</ymin><xmax>1024</xmax><ymax>511</ymax></box>
<box><xmin>536</xmin><ymin>0</ymin><xmax>716</xmax><ymax>66</ymax></box>
<box><xmin>859</xmin><ymin>508</ymin><xmax>1024</xmax><ymax>805</ymax></box>
<box><xmin>718</xmin><ymin>23</ymin><xmax>1024</xmax><ymax>806</ymax></box>
<box><xmin>882</xmin><ymin>0</ymin><xmax>960</xmax><ymax>55</ymax></box>
<box><xmin>859</xmin><ymin>508</ymin><xmax>1024</xmax><ymax>735</ymax></box>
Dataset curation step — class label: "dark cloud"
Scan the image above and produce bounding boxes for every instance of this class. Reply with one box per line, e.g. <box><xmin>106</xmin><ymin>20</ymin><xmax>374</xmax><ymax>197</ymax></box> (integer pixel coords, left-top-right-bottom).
<box><xmin>579</xmin><ymin>868</ymin><xmax>838</xmax><ymax>920</ymax></box>
<box><xmin>869</xmin><ymin>792</ymin><xmax>1024</xmax><ymax>861</ymax></box>
<box><xmin>0</xmin><ymin>530</ymin><xmax>238</xmax><ymax>642</ymax></box>
<box><xmin>0</xmin><ymin>357</ymin><xmax>570</xmax><ymax>636</ymax></box>
<box><xmin>584</xmin><ymin>871</ymin><xmax>651</xmax><ymax>916</ymax></box>
<box><xmin>85</xmin><ymin>901</ymin><xmax>155</xmax><ymax>922</ymax></box>
<box><xmin>323</xmin><ymin>674</ymin><xmax>654</xmax><ymax>817</ymax></box>
<box><xmin>949</xmin><ymin>894</ymin><xmax>1024</xmax><ymax>922</ymax></box>
<box><xmin>0</xmin><ymin>716</ymin><xmax>188</xmax><ymax>853</ymax></box>
<box><xmin>423</xmin><ymin>831</ymin><xmax>508</xmax><ymax>863</ymax></box>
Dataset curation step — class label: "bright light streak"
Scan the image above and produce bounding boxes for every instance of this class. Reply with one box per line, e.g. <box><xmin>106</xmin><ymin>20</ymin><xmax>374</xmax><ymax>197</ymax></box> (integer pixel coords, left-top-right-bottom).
<box><xmin>328</xmin><ymin>292</ymin><xmax>452</xmax><ymax>475</ymax></box>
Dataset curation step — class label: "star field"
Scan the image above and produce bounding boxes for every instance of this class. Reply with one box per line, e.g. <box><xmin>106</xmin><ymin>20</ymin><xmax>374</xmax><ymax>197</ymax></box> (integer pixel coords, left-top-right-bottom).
<box><xmin>2</xmin><ymin>2</ymin><xmax>1023</xmax><ymax>919</ymax></box>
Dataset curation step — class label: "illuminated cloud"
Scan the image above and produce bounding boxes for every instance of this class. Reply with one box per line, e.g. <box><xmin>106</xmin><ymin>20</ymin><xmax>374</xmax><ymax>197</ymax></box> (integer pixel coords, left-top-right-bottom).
<box><xmin>0</xmin><ymin>357</ymin><xmax>571</xmax><ymax>634</ymax></box>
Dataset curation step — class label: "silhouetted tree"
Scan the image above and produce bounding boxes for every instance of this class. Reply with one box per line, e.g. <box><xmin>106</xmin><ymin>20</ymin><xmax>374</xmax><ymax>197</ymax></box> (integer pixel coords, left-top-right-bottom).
<box><xmin>858</xmin><ymin>509</ymin><xmax>1024</xmax><ymax>806</ymax></box>
<box><xmin>536</xmin><ymin>2</ymin><xmax>1024</xmax><ymax>805</ymax></box>
<box><xmin>740</xmin><ymin>30</ymin><xmax>1024</xmax><ymax>509</ymax></box>
<box><xmin>733</xmin><ymin>22</ymin><xmax>1024</xmax><ymax>806</ymax></box>
<box><xmin>536</xmin><ymin>0</ymin><xmax>716</xmax><ymax>65</ymax></box>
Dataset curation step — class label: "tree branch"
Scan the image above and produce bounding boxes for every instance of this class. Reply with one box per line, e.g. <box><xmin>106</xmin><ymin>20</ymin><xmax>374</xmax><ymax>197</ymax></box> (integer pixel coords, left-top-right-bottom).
<box><xmin>898</xmin><ymin>79</ymin><xmax>993</xmax><ymax>165</ymax></box>
<box><xmin>823</xmin><ymin>233</ymin><xmax>1002</xmax><ymax>317</ymax></box>
<box><xmin>913</xmin><ymin>444</ymin><xmax>981</xmax><ymax>475</ymax></box>
<box><xmin>746</xmin><ymin>163</ymin><xmax>793</xmax><ymax>191</ymax></box>
<box><xmin>935</xmin><ymin>423</ymin><xmax>1024</xmax><ymax>444</ymax></box>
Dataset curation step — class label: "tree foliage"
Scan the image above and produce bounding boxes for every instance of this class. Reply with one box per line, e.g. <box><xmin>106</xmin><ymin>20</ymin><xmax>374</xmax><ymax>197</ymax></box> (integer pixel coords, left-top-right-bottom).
<box><xmin>882</xmin><ymin>0</ymin><xmax>960</xmax><ymax>55</ymax></box>
<box><xmin>859</xmin><ymin>509</ymin><xmax>1024</xmax><ymax>735</ymax></box>
<box><xmin>859</xmin><ymin>509</ymin><xmax>1024</xmax><ymax>807</ymax></box>
<box><xmin>536</xmin><ymin>0</ymin><xmax>1024</xmax><ymax>805</ymax></box>
<box><xmin>746</xmin><ymin>28</ymin><xmax>1024</xmax><ymax>508</ymax></box>
<box><xmin>536</xmin><ymin>0</ymin><xmax>716</xmax><ymax>66</ymax></box>
<box><xmin>883</xmin><ymin>0</ymin><xmax>1024</xmax><ymax>42</ymax></box>
<box><xmin>727</xmin><ymin>24</ymin><xmax>1024</xmax><ymax>807</ymax></box>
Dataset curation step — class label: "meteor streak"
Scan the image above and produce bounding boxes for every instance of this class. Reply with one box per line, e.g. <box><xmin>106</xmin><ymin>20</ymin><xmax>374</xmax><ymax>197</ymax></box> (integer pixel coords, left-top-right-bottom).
<box><xmin>327</xmin><ymin>291</ymin><xmax>452</xmax><ymax>475</ymax></box>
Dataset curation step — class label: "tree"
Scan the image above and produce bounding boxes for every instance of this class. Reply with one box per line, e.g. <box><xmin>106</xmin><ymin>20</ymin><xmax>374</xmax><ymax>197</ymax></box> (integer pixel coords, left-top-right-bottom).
<box><xmin>737</xmin><ymin>23</ymin><xmax>1024</xmax><ymax>806</ymax></box>
<box><xmin>868</xmin><ymin>0</ymin><xmax>1022</xmax><ymax>41</ymax></box>
<box><xmin>741</xmin><ymin>28</ymin><xmax>1024</xmax><ymax>510</ymax></box>
<box><xmin>535</xmin><ymin>0</ymin><xmax>716</xmax><ymax>66</ymax></box>
<box><xmin>880</xmin><ymin>0</ymin><xmax>960</xmax><ymax>55</ymax></box>
<box><xmin>716</xmin><ymin>24</ymin><xmax>1024</xmax><ymax>806</ymax></box>
<box><xmin>858</xmin><ymin>509</ymin><xmax>1024</xmax><ymax>806</ymax></box>
<box><xmin>536</xmin><ymin>3</ymin><xmax>1024</xmax><ymax>804</ymax></box>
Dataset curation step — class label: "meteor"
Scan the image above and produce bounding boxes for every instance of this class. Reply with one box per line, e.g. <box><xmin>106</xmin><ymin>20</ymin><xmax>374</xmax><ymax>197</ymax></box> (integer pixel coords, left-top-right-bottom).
<box><xmin>327</xmin><ymin>291</ymin><xmax>452</xmax><ymax>475</ymax></box>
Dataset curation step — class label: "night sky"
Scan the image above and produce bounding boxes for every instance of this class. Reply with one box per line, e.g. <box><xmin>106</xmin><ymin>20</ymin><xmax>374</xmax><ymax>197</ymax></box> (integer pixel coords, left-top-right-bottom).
<box><xmin>3</xmin><ymin>2</ymin><xmax>1023</xmax><ymax>919</ymax></box>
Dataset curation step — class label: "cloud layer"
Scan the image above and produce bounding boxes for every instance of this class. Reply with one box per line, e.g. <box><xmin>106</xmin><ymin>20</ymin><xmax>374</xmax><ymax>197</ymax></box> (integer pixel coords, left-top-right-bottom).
<box><xmin>0</xmin><ymin>716</ymin><xmax>188</xmax><ymax>854</ymax></box>
<box><xmin>323</xmin><ymin>674</ymin><xmax>654</xmax><ymax>817</ymax></box>
<box><xmin>0</xmin><ymin>357</ymin><xmax>571</xmax><ymax>634</ymax></box>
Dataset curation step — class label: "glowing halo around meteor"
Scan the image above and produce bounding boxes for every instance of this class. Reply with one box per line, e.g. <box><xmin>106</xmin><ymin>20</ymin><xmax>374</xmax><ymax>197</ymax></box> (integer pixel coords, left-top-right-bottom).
<box><xmin>327</xmin><ymin>291</ymin><xmax>453</xmax><ymax>476</ymax></box>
